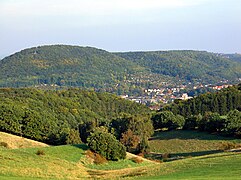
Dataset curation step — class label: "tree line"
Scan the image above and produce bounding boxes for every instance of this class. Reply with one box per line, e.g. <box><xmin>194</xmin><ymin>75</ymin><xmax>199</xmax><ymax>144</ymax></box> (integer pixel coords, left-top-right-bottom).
<box><xmin>164</xmin><ymin>85</ymin><xmax>241</xmax><ymax>116</ymax></box>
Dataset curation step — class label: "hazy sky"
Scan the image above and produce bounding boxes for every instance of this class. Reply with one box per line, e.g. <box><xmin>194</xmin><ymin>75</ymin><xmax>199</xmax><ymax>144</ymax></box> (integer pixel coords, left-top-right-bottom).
<box><xmin>0</xmin><ymin>0</ymin><xmax>241</xmax><ymax>58</ymax></box>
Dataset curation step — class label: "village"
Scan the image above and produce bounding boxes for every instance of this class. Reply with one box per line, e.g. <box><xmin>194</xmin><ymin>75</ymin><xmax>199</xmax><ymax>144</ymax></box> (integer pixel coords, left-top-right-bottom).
<box><xmin>120</xmin><ymin>82</ymin><xmax>233</xmax><ymax>110</ymax></box>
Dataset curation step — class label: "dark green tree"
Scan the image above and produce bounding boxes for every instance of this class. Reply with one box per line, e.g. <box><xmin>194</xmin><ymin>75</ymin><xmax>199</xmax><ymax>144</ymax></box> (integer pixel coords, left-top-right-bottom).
<box><xmin>224</xmin><ymin>110</ymin><xmax>241</xmax><ymax>137</ymax></box>
<box><xmin>87</xmin><ymin>127</ymin><xmax>126</xmax><ymax>160</ymax></box>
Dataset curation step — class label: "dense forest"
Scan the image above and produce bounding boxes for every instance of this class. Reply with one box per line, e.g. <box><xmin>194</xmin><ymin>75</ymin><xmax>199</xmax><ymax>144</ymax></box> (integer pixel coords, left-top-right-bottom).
<box><xmin>115</xmin><ymin>50</ymin><xmax>241</xmax><ymax>83</ymax></box>
<box><xmin>0</xmin><ymin>45</ymin><xmax>145</xmax><ymax>89</ymax></box>
<box><xmin>1</xmin><ymin>45</ymin><xmax>241</xmax><ymax>94</ymax></box>
<box><xmin>1</xmin><ymin>86</ymin><xmax>241</xmax><ymax>154</ymax></box>
<box><xmin>0</xmin><ymin>88</ymin><xmax>151</xmax><ymax>146</ymax></box>
<box><xmin>165</xmin><ymin>85</ymin><xmax>241</xmax><ymax>117</ymax></box>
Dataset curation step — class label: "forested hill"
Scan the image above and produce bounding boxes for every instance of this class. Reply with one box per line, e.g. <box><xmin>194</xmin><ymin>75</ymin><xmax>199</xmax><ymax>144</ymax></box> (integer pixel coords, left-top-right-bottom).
<box><xmin>115</xmin><ymin>50</ymin><xmax>241</xmax><ymax>83</ymax></box>
<box><xmin>0</xmin><ymin>45</ymin><xmax>145</xmax><ymax>88</ymax></box>
<box><xmin>1</xmin><ymin>45</ymin><xmax>241</xmax><ymax>90</ymax></box>
<box><xmin>225</xmin><ymin>53</ymin><xmax>241</xmax><ymax>63</ymax></box>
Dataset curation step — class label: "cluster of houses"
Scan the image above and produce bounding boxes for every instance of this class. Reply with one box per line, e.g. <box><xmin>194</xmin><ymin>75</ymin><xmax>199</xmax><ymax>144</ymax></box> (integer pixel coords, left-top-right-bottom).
<box><xmin>120</xmin><ymin>83</ymin><xmax>233</xmax><ymax>110</ymax></box>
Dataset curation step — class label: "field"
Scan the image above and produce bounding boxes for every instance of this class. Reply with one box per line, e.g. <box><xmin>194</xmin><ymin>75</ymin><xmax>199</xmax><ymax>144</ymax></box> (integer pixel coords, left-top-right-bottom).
<box><xmin>148</xmin><ymin>130</ymin><xmax>241</xmax><ymax>159</ymax></box>
<box><xmin>0</xmin><ymin>131</ymin><xmax>241</xmax><ymax>179</ymax></box>
<box><xmin>0</xmin><ymin>132</ymin><xmax>156</xmax><ymax>179</ymax></box>
<box><xmin>140</xmin><ymin>152</ymin><xmax>241</xmax><ymax>179</ymax></box>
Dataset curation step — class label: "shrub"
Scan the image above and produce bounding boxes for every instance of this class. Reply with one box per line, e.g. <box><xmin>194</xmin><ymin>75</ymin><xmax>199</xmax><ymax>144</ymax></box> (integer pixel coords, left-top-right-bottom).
<box><xmin>131</xmin><ymin>157</ymin><xmax>143</xmax><ymax>164</ymax></box>
<box><xmin>36</xmin><ymin>149</ymin><xmax>45</xmax><ymax>156</ymax></box>
<box><xmin>219</xmin><ymin>141</ymin><xmax>238</xmax><ymax>151</ymax></box>
<box><xmin>0</xmin><ymin>142</ymin><xmax>9</xmax><ymax>148</ymax></box>
<box><xmin>87</xmin><ymin>127</ymin><xmax>126</xmax><ymax>160</ymax></box>
<box><xmin>85</xmin><ymin>150</ymin><xmax>107</xmax><ymax>164</ymax></box>
<box><xmin>94</xmin><ymin>153</ymin><xmax>108</xmax><ymax>164</ymax></box>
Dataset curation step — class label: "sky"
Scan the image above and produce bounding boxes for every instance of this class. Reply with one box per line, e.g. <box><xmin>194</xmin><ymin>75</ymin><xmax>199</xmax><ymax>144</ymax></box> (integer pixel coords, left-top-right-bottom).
<box><xmin>0</xmin><ymin>0</ymin><xmax>241</xmax><ymax>58</ymax></box>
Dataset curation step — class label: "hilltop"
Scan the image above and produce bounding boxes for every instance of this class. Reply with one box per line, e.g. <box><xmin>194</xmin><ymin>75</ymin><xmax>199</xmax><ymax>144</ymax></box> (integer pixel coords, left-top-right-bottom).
<box><xmin>1</xmin><ymin>45</ymin><xmax>241</xmax><ymax>93</ymax></box>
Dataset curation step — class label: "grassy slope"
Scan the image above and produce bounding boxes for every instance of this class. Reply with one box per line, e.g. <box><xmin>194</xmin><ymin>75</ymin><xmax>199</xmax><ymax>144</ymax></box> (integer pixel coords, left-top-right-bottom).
<box><xmin>1</xmin><ymin>131</ymin><xmax>241</xmax><ymax>179</ymax></box>
<box><xmin>0</xmin><ymin>132</ymin><xmax>156</xmax><ymax>179</ymax></box>
<box><xmin>0</xmin><ymin>132</ymin><xmax>49</xmax><ymax>149</ymax></box>
<box><xmin>149</xmin><ymin>130</ymin><xmax>241</xmax><ymax>158</ymax></box>
<box><xmin>140</xmin><ymin>152</ymin><xmax>241</xmax><ymax>179</ymax></box>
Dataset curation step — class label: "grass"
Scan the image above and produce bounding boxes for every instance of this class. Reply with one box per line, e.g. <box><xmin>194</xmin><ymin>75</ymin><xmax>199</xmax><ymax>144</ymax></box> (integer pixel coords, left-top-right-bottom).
<box><xmin>1</xmin><ymin>130</ymin><xmax>241</xmax><ymax>179</ymax></box>
<box><xmin>0</xmin><ymin>132</ymin><xmax>156</xmax><ymax>179</ymax></box>
<box><xmin>148</xmin><ymin>130</ymin><xmax>241</xmax><ymax>159</ymax></box>
<box><xmin>0</xmin><ymin>145</ymin><xmax>90</xmax><ymax>179</ymax></box>
<box><xmin>86</xmin><ymin>158</ymin><xmax>151</xmax><ymax>170</ymax></box>
<box><xmin>0</xmin><ymin>132</ymin><xmax>49</xmax><ymax>149</ymax></box>
<box><xmin>139</xmin><ymin>152</ymin><xmax>241</xmax><ymax>179</ymax></box>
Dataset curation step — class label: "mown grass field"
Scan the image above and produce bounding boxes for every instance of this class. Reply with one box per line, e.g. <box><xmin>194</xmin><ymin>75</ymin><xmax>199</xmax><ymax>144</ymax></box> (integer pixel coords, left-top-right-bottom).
<box><xmin>1</xmin><ymin>131</ymin><xmax>241</xmax><ymax>179</ymax></box>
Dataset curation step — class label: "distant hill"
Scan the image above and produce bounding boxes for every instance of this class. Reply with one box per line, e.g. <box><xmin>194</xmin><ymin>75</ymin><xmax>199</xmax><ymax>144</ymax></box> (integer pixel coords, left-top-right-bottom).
<box><xmin>1</xmin><ymin>45</ymin><xmax>241</xmax><ymax>91</ymax></box>
<box><xmin>115</xmin><ymin>50</ymin><xmax>241</xmax><ymax>83</ymax></box>
<box><xmin>0</xmin><ymin>45</ymin><xmax>144</xmax><ymax>88</ymax></box>
<box><xmin>224</xmin><ymin>53</ymin><xmax>241</xmax><ymax>63</ymax></box>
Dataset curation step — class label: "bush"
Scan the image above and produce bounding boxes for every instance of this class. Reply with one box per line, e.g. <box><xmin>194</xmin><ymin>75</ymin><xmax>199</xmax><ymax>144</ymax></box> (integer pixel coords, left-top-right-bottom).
<box><xmin>36</xmin><ymin>149</ymin><xmax>45</xmax><ymax>156</ymax></box>
<box><xmin>131</xmin><ymin>157</ymin><xmax>143</xmax><ymax>164</ymax></box>
<box><xmin>85</xmin><ymin>150</ymin><xmax>107</xmax><ymax>164</ymax></box>
<box><xmin>219</xmin><ymin>142</ymin><xmax>239</xmax><ymax>151</ymax></box>
<box><xmin>0</xmin><ymin>142</ymin><xmax>9</xmax><ymax>148</ymax></box>
<box><xmin>94</xmin><ymin>153</ymin><xmax>108</xmax><ymax>164</ymax></box>
<box><xmin>87</xmin><ymin>127</ymin><xmax>126</xmax><ymax>160</ymax></box>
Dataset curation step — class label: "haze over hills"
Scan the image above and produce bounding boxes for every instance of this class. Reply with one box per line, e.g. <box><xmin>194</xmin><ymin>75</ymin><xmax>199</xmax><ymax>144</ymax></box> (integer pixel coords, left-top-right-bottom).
<box><xmin>0</xmin><ymin>45</ymin><xmax>241</xmax><ymax>92</ymax></box>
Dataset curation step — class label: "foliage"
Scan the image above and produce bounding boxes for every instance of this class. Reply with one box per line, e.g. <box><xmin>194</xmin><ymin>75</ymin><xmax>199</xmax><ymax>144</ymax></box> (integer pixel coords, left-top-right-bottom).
<box><xmin>36</xmin><ymin>149</ymin><xmax>45</xmax><ymax>156</ymax></box>
<box><xmin>165</xmin><ymin>85</ymin><xmax>241</xmax><ymax>116</ymax></box>
<box><xmin>116</xmin><ymin>50</ymin><xmax>241</xmax><ymax>84</ymax></box>
<box><xmin>224</xmin><ymin>110</ymin><xmax>241</xmax><ymax>137</ymax></box>
<box><xmin>152</xmin><ymin>111</ymin><xmax>185</xmax><ymax>130</ymax></box>
<box><xmin>120</xmin><ymin>129</ymin><xmax>140</xmax><ymax>152</ymax></box>
<box><xmin>87</xmin><ymin>127</ymin><xmax>126</xmax><ymax>160</ymax></box>
<box><xmin>111</xmin><ymin>114</ymin><xmax>154</xmax><ymax>153</ymax></box>
<box><xmin>183</xmin><ymin>114</ymin><xmax>202</xmax><ymax>130</ymax></box>
<box><xmin>198</xmin><ymin>112</ymin><xmax>224</xmax><ymax>133</ymax></box>
<box><xmin>1</xmin><ymin>45</ymin><xmax>241</xmax><ymax>95</ymax></box>
<box><xmin>85</xmin><ymin>150</ymin><xmax>108</xmax><ymax>164</ymax></box>
<box><xmin>0</xmin><ymin>88</ymin><xmax>150</xmax><ymax>145</ymax></box>
<box><xmin>0</xmin><ymin>141</ymin><xmax>9</xmax><ymax>148</ymax></box>
<box><xmin>218</xmin><ymin>141</ymin><xmax>241</xmax><ymax>151</ymax></box>
<box><xmin>131</xmin><ymin>157</ymin><xmax>144</xmax><ymax>164</ymax></box>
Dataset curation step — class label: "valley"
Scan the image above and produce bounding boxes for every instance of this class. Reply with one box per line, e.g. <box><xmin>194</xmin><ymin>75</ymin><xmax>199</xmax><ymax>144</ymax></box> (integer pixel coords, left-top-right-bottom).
<box><xmin>0</xmin><ymin>45</ymin><xmax>241</xmax><ymax>179</ymax></box>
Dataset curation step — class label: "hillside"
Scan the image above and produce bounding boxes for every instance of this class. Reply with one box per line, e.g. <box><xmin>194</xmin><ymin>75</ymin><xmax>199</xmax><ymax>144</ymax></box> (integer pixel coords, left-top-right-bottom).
<box><xmin>0</xmin><ymin>134</ymin><xmax>156</xmax><ymax>179</ymax></box>
<box><xmin>1</xmin><ymin>45</ymin><xmax>241</xmax><ymax>91</ymax></box>
<box><xmin>225</xmin><ymin>53</ymin><xmax>241</xmax><ymax>63</ymax></box>
<box><xmin>0</xmin><ymin>88</ymin><xmax>150</xmax><ymax>145</ymax></box>
<box><xmin>0</xmin><ymin>45</ymin><xmax>145</xmax><ymax>88</ymax></box>
<box><xmin>1</xmin><ymin>131</ymin><xmax>241</xmax><ymax>179</ymax></box>
<box><xmin>0</xmin><ymin>132</ymin><xmax>49</xmax><ymax>149</ymax></box>
<box><xmin>115</xmin><ymin>50</ymin><xmax>241</xmax><ymax>84</ymax></box>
